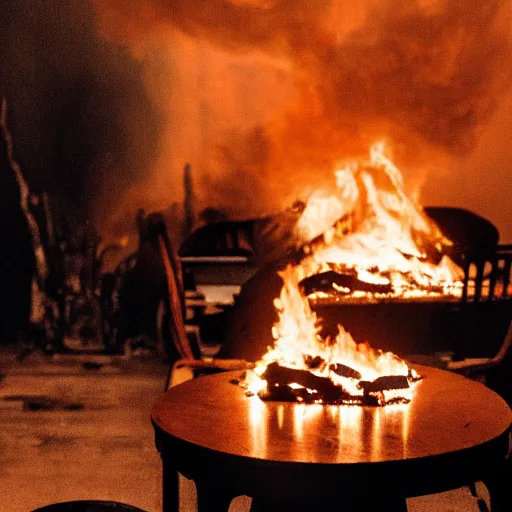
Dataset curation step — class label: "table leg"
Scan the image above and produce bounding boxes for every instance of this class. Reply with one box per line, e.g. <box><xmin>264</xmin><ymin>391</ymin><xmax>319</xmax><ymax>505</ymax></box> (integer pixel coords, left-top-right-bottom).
<box><xmin>483</xmin><ymin>458</ymin><xmax>512</xmax><ymax>512</ymax></box>
<box><xmin>162</xmin><ymin>459</ymin><xmax>179</xmax><ymax>512</ymax></box>
<box><xmin>196</xmin><ymin>481</ymin><xmax>234</xmax><ymax>512</ymax></box>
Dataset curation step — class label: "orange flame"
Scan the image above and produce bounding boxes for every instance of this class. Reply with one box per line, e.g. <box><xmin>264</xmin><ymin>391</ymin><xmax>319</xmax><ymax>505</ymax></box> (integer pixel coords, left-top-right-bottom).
<box><xmin>248</xmin><ymin>264</ymin><xmax>417</xmax><ymax>402</ymax></box>
<box><xmin>295</xmin><ymin>142</ymin><xmax>464</xmax><ymax>300</ymax></box>
<box><xmin>247</xmin><ymin>143</ymin><xmax>464</xmax><ymax>403</ymax></box>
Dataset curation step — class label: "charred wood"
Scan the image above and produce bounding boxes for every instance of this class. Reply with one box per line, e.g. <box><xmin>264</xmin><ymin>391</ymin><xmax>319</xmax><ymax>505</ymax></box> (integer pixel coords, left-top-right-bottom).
<box><xmin>300</xmin><ymin>270</ymin><xmax>393</xmax><ymax>296</ymax></box>
<box><xmin>303</xmin><ymin>354</ymin><xmax>325</xmax><ymax>370</ymax></box>
<box><xmin>329</xmin><ymin>363</ymin><xmax>362</xmax><ymax>380</ymax></box>
<box><xmin>259</xmin><ymin>384</ymin><xmax>321</xmax><ymax>403</ymax></box>
<box><xmin>358</xmin><ymin>375</ymin><xmax>410</xmax><ymax>393</ymax></box>
<box><xmin>408</xmin><ymin>369</ymin><xmax>423</xmax><ymax>382</ymax></box>
<box><xmin>261</xmin><ymin>362</ymin><xmax>348</xmax><ymax>402</ymax></box>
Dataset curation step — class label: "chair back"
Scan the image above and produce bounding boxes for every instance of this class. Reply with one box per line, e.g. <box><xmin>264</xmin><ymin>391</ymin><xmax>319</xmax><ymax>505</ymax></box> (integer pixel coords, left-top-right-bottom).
<box><xmin>147</xmin><ymin>215</ymin><xmax>201</xmax><ymax>366</ymax></box>
<box><xmin>424</xmin><ymin>207</ymin><xmax>499</xmax><ymax>266</ymax></box>
<box><xmin>462</xmin><ymin>245</ymin><xmax>512</xmax><ymax>303</ymax></box>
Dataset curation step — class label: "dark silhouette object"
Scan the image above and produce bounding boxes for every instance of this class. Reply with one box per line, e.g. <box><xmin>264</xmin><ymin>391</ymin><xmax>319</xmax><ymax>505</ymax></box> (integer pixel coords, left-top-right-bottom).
<box><xmin>148</xmin><ymin>215</ymin><xmax>251</xmax><ymax>388</ymax></box>
<box><xmin>115</xmin><ymin>210</ymin><xmax>167</xmax><ymax>350</ymax></box>
<box><xmin>446</xmin><ymin>319</ymin><xmax>512</xmax><ymax>378</ymax></box>
<box><xmin>31</xmin><ymin>501</ymin><xmax>146</xmax><ymax>511</ymax></box>
<box><xmin>424</xmin><ymin>206</ymin><xmax>499</xmax><ymax>266</ymax></box>
<box><xmin>182</xmin><ymin>163</ymin><xmax>195</xmax><ymax>241</ymax></box>
<box><xmin>179</xmin><ymin>220</ymin><xmax>256</xmax><ymax>259</ymax></box>
<box><xmin>198</xmin><ymin>207</ymin><xmax>228</xmax><ymax>225</ymax></box>
<box><xmin>0</xmin><ymin>97</ymin><xmax>36</xmax><ymax>343</ymax></box>
<box><xmin>459</xmin><ymin>244</ymin><xmax>512</xmax><ymax>304</ymax></box>
<box><xmin>148</xmin><ymin>214</ymin><xmax>201</xmax><ymax>367</ymax></box>
<box><xmin>114</xmin><ymin>210</ymin><xmax>205</xmax><ymax>361</ymax></box>
<box><xmin>423</xmin><ymin>207</ymin><xmax>512</xmax><ymax>366</ymax></box>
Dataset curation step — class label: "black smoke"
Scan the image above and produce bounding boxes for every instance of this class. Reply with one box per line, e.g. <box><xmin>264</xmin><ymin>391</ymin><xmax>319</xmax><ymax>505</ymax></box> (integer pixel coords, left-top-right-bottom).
<box><xmin>0</xmin><ymin>0</ymin><xmax>161</xmax><ymax>227</ymax></box>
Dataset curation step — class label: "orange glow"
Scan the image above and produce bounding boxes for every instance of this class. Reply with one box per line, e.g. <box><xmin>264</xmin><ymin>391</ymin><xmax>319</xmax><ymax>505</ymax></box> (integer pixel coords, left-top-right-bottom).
<box><xmin>246</xmin><ymin>142</ymin><xmax>470</xmax><ymax>405</ymax></box>
<box><xmin>89</xmin><ymin>0</ymin><xmax>512</xmax><ymax>246</ymax></box>
<box><xmin>248</xmin><ymin>264</ymin><xmax>419</xmax><ymax>404</ymax></box>
<box><xmin>295</xmin><ymin>142</ymin><xmax>464</xmax><ymax>301</ymax></box>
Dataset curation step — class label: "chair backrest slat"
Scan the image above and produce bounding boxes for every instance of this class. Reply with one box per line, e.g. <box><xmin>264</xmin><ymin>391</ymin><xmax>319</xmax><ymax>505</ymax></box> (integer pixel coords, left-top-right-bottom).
<box><xmin>157</xmin><ymin>234</ymin><xmax>195</xmax><ymax>361</ymax></box>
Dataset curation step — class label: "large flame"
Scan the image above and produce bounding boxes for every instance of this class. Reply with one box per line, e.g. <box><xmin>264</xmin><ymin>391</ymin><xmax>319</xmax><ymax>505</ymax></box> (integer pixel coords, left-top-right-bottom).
<box><xmin>295</xmin><ymin>142</ymin><xmax>464</xmax><ymax>301</ymax></box>
<box><xmin>248</xmin><ymin>265</ymin><xmax>418</xmax><ymax>404</ymax></box>
<box><xmin>246</xmin><ymin>143</ymin><xmax>466</xmax><ymax>404</ymax></box>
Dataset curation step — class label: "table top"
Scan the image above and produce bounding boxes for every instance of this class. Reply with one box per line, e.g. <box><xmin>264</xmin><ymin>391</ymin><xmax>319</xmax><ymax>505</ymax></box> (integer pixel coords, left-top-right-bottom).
<box><xmin>151</xmin><ymin>364</ymin><xmax>511</xmax><ymax>465</ymax></box>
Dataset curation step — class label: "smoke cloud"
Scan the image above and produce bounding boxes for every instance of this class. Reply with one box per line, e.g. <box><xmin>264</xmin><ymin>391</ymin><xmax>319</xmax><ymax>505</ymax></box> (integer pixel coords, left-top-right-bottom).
<box><xmin>2</xmin><ymin>0</ymin><xmax>511</xmax><ymax>246</ymax></box>
<box><xmin>0</xmin><ymin>0</ymin><xmax>161</xmax><ymax>240</ymax></box>
<box><xmin>88</xmin><ymin>0</ymin><xmax>512</xmax><ymax>239</ymax></box>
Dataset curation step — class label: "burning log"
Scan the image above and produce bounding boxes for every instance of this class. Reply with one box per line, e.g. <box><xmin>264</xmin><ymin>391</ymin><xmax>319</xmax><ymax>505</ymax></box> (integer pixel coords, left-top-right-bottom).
<box><xmin>303</xmin><ymin>354</ymin><xmax>325</xmax><ymax>369</ymax></box>
<box><xmin>260</xmin><ymin>362</ymin><xmax>349</xmax><ymax>403</ymax></box>
<box><xmin>358</xmin><ymin>375</ymin><xmax>410</xmax><ymax>393</ymax></box>
<box><xmin>329</xmin><ymin>363</ymin><xmax>362</xmax><ymax>380</ymax></box>
<box><xmin>259</xmin><ymin>383</ymin><xmax>320</xmax><ymax>403</ymax></box>
<box><xmin>256</xmin><ymin>362</ymin><xmax>415</xmax><ymax>405</ymax></box>
<box><xmin>408</xmin><ymin>369</ymin><xmax>422</xmax><ymax>382</ymax></box>
<box><xmin>300</xmin><ymin>270</ymin><xmax>393</xmax><ymax>296</ymax></box>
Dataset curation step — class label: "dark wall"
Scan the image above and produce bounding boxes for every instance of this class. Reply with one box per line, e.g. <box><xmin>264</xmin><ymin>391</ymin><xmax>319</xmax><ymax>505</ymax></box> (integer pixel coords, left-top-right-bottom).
<box><xmin>0</xmin><ymin>108</ymin><xmax>34</xmax><ymax>341</ymax></box>
<box><xmin>0</xmin><ymin>0</ymin><xmax>161</xmax><ymax>223</ymax></box>
<box><xmin>0</xmin><ymin>1</ymin><xmax>163</xmax><ymax>341</ymax></box>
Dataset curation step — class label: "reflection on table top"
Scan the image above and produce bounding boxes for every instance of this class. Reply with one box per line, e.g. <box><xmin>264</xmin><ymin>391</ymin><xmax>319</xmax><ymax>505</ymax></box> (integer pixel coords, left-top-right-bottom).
<box><xmin>152</xmin><ymin>365</ymin><xmax>511</xmax><ymax>465</ymax></box>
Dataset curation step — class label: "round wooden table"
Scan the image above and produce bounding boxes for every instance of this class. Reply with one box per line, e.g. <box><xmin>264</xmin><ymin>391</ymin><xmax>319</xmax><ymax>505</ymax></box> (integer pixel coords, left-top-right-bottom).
<box><xmin>151</xmin><ymin>365</ymin><xmax>512</xmax><ymax>511</ymax></box>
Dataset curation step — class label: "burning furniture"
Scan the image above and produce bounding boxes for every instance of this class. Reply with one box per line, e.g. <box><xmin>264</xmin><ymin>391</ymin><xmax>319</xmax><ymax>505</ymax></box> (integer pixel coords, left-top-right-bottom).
<box><xmin>150</xmin><ymin>143</ymin><xmax>512</xmax><ymax>512</ymax></box>
<box><xmin>289</xmin><ymin>143</ymin><xmax>464</xmax><ymax>303</ymax></box>
<box><xmin>152</xmin><ymin>366</ymin><xmax>512</xmax><ymax>512</ymax></box>
<box><xmin>221</xmin><ymin>144</ymin><xmax>512</xmax><ymax>370</ymax></box>
<box><xmin>243</xmin><ymin>265</ymin><xmax>421</xmax><ymax>406</ymax></box>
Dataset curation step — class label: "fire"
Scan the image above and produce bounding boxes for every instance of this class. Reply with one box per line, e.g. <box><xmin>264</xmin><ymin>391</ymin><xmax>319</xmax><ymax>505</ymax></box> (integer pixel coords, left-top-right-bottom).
<box><xmin>247</xmin><ymin>265</ymin><xmax>420</xmax><ymax>405</ymax></box>
<box><xmin>295</xmin><ymin>142</ymin><xmax>464</xmax><ymax>301</ymax></box>
<box><xmin>245</xmin><ymin>143</ymin><xmax>467</xmax><ymax>405</ymax></box>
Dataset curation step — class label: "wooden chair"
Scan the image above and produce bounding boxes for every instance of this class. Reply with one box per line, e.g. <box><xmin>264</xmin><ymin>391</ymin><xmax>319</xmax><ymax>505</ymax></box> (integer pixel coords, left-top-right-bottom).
<box><xmin>148</xmin><ymin>215</ymin><xmax>255</xmax><ymax>511</ymax></box>
<box><xmin>444</xmin><ymin>246</ymin><xmax>512</xmax><ymax>374</ymax></box>
<box><xmin>461</xmin><ymin>244</ymin><xmax>512</xmax><ymax>303</ymax></box>
<box><xmin>146</xmin><ymin>215</ymin><xmax>252</xmax><ymax>392</ymax></box>
<box><xmin>447</xmin><ymin>319</ymin><xmax>512</xmax><ymax>378</ymax></box>
<box><xmin>448</xmin><ymin>317</ymin><xmax>512</xmax><ymax>512</ymax></box>
<box><xmin>423</xmin><ymin>206</ymin><xmax>499</xmax><ymax>269</ymax></box>
<box><xmin>421</xmin><ymin>207</ymin><xmax>512</xmax><ymax>365</ymax></box>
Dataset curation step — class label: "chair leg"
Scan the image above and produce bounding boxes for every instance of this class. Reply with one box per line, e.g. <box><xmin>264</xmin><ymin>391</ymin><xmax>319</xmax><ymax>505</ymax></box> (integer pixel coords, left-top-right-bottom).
<box><xmin>476</xmin><ymin>499</ymin><xmax>490</xmax><ymax>512</ymax></box>
<box><xmin>482</xmin><ymin>458</ymin><xmax>512</xmax><ymax>512</ymax></box>
<box><xmin>468</xmin><ymin>483</ymin><xmax>490</xmax><ymax>512</ymax></box>
<box><xmin>196</xmin><ymin>481</ymin><xmax>234</xmax><ymax>512</ymax></box>
<box><xmin>162</xmin><ymin>460</ymin><xmax>179</xmax><ymax>512</ymax></box>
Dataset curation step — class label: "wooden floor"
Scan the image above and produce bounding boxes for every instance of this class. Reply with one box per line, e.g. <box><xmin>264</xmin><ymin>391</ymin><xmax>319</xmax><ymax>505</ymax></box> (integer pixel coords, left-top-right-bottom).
<box><xmin>0</xmin><ymin>349</ymin><xmax>166</xmax><ymax>512</ymax></box>
<box><xmin>0</xmin><ymin>347</ymin><xmax>491</xmax><ymax>512</ymax></box>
